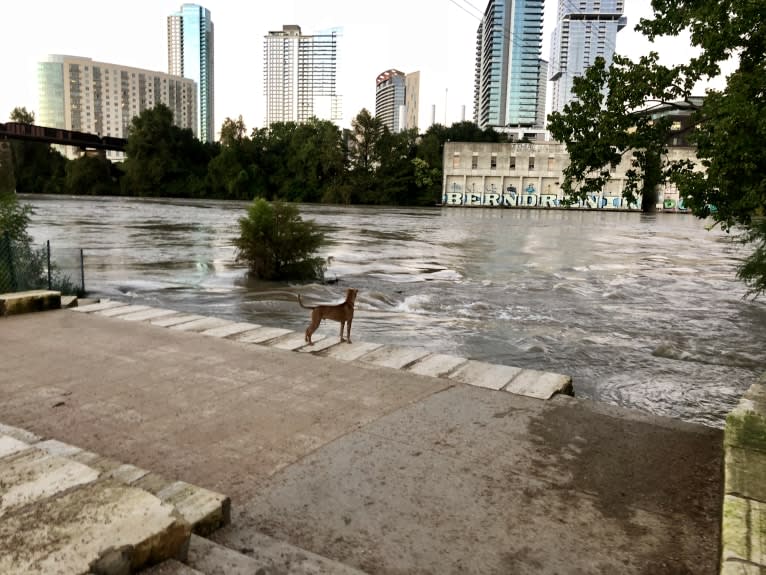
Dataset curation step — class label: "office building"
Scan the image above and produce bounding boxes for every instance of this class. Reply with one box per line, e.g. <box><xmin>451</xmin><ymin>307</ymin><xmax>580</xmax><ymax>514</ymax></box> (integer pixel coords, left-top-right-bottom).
<box><xmin>263</xmin><ymin>25</ymin><xmax>342</xmax><ymax>126</ymax></box>
<box><xmin>473</xmin><ymin>0</ymin><xmax>545</xmax><ymax>130</ymax></box>
<box><xmin>168</xmin><ymin>4</ymin><xmax>214</xmax><ymax>141</ymax></box>
<box><xmin>37</xmin><ymin>54</ymin><xmax>196</xmax><ymax>158</ymax></box>
<box><xmin>375</xmin><ymin>69</ymin><xmax>419</xmax><ymax>133</ymax></box>
<box><xmin>549</xmin><ymin>0</ymin><xmax>626</xmax><ymax>114</ymax></box>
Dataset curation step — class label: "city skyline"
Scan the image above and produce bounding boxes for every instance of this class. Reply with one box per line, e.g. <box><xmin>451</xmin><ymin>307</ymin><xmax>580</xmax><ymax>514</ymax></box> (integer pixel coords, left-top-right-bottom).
<box><xmin>1</xmin><ymin>1</ymin><xmax>724</xmax><ymax>139</ymax></box>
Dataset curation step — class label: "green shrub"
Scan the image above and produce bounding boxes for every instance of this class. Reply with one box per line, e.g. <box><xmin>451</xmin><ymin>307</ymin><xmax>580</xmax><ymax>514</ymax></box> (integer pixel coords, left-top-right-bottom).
<box><xmin>235</xmin><ymin>198</ymin><xmax>326</xmax><ymax>281</ymax></box>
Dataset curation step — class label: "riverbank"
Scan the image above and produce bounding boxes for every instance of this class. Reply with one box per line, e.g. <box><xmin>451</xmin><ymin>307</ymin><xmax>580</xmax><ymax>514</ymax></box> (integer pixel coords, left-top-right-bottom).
<box><xmin>0</xmin><ymin>305</ymin><xmax>722</xmax><ymax>573</ymax></box>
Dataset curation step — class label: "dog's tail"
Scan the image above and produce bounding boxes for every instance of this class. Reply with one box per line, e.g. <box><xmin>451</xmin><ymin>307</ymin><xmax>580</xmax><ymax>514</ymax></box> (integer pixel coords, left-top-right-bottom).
<box><xmin>297</xmin><ymin>294</ymin><xmax>315</xmax><ymax>310</ymax></box>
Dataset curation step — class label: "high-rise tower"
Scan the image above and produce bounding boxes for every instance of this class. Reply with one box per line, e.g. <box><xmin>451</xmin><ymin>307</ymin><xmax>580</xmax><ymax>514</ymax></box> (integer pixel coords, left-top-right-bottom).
<box><xmin>375</xmin><ymin>69</ymin><xmax>419</xmax><ymax>133</ymax></box>
<box><xmin>263</xmin><ymin>25</ymin><xmax>342</xmax><ymax>126</ymax></box>
<box><xmin>168</xmin><ymin>4</ymin><xmax>214</xmax><ymax>142</ymax></box>
<box><xmin>473</xmin><ymin>0</ymin><xmax>545</xmax><ymax>130</ymax></box>
<box><xmin>549</xmin><ymin>0</ymin><xmax>626</xmax><ymax>114</ymax></box>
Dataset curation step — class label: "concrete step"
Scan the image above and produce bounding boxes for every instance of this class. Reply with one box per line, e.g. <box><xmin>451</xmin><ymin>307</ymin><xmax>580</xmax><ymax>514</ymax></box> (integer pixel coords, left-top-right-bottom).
<box><xmin>0</xmin><ymin>289</ymin><xmax>61</xmax><ymax>316</ymax></box>
<box><xmin>139</xmin><ymin>558</ymin><xmax>205</xmax><ymax>574</ymax></box>
<box><xmin>0</xmin><ymin>440</ymin><xmax>190</xmax><ymax>575</ymax></box>
<box><xmin>0</xmin><ymin>423</ymin><xmax>232</xmax><ymax>574</ymax></box>
<box><xmin>188</xmin><ymin>532</ymin><xmax>368</xmax><ymax>575</ymax></box>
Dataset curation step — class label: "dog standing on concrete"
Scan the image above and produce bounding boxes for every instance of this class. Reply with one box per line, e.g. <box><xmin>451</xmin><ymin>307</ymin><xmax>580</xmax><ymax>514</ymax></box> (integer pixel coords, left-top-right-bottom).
<box><xmin>298</xmin><ymin>288</ymin><xmax>358</xmax><ymax>344</ymax></box>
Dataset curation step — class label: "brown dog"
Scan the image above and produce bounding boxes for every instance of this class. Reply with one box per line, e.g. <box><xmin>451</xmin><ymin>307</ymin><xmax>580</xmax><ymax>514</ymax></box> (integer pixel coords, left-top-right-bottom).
<box><xmin>298</xmin><ymin>288</ymin><xmax>358</xmax><ymax>344</ymax></box>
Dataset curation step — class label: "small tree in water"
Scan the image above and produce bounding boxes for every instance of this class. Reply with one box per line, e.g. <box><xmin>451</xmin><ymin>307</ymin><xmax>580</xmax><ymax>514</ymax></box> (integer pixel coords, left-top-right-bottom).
<box><xmin>235</xmin><ymin>198</ymin><xmax>326</xmax><ymax>281</ymax></box>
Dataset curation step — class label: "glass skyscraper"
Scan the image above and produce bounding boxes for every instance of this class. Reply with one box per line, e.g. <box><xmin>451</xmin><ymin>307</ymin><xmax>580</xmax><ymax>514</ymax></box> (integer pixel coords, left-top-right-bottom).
<box><xmin>473</xmin><ymin>0</ymin><xmax>545</xmax><ymax>130</ymax></box>
<box><xmin>549</xmin><ymin>0</ymin><xmax>626</xmax><ymax>114</ymax></box>
<box><xmin>168</xmin><ymin>4</ymin><xmax>214</xmax><ymax>142</ymax></box>
<box><xmin>375</xmin><ymin>69</ymin><xmax>419</xmax><ymax>133</ymax></box>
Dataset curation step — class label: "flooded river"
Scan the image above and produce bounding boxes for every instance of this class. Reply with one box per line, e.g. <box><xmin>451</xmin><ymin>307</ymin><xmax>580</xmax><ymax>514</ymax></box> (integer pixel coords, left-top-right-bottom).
<box><xmin>23</xmin><ymin>194</ymin><xmax>766</xmax><ymax>427</ymax></box>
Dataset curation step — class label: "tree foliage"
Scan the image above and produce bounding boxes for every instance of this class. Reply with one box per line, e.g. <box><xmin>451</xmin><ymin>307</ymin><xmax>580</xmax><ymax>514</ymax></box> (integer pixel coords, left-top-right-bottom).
<box><xmin>234</xmin><ymin>198</ymin><xmax>326</xmax><ymax>281</ymax></box>
<box><xmin>8</xmin><ymin>107</ymin><xmax>66</xmax><ymax>194</ymax></box>
<box><xmin>548</xmin><ymin>0</ymin><xmax>766</xmax><ymax>295</ymax></box>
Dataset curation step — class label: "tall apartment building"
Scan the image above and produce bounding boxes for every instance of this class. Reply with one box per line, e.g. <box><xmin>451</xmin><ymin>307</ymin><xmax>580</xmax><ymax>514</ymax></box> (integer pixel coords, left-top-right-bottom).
<box><xmin>263</xmin><ymin>25</ymin><xmax>342</xmax><ymax>126</ymax></box>
<box><xmin>168</xmin><ymin>3</ymin><xmax>214</xmax><ymax>142</ymax></box>
<box><xmin>473</xmin><ymin>0</ymin><xmax>546</xmax><ymax>131</ymax></box>
<box><xmin>37</xmin><ymin>54</ymin><xmax>196</xmax><ymax>157</ymax></box>
<box><xmin>549</xmin><ymin>0</ymin><xmax>626</xmax><ymax>114</ymax></box>
<box><xmin>375</xmin><ymin>69</ymin><xmax>420</xmax><ymax>133</ymax></box>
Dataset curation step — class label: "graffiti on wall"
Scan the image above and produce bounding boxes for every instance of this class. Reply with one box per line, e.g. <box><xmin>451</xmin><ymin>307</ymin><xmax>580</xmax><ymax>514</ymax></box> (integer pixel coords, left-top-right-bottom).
<box><xmin>442</xmin><ymin>182</ymin><xmax>689</xmax><ymax>211</ymax></box>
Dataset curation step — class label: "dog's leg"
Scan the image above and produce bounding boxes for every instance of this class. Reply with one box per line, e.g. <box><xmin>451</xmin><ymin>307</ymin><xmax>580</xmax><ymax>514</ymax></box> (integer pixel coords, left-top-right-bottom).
<box><xmin>339</xmin><ymin>320</ymin><xmax>346</xmax><ymax>342</ymax></box>
<box><xmin>346</xmin><ymin>318</ymin><xmax>352</xmax><ymax>343</ymax></box>
<box><xmin>305</xmin><ymin>312</ymin><xmax>320</xmax><ymax>344</ymax></box>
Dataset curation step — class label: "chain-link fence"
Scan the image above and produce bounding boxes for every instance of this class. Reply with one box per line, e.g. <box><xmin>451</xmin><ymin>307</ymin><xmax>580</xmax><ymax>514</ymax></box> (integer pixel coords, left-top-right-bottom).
<box><xmin>0</xmin><ymin>233</ymin><xmax>85</xmax><ymax>296</ymax></box>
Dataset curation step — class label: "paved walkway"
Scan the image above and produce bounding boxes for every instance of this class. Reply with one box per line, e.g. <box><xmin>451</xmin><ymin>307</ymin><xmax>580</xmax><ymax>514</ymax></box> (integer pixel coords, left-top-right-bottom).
<box><xmin>0</xmin><ymin>306</ymin><xmax>723</xmax><ymax>574</ymax></box>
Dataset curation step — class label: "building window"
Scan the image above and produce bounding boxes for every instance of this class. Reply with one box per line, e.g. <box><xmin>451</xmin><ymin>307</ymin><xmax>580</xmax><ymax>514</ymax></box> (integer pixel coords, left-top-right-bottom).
<box><xmin>471</xmin><ymin>155</ymin><xmax>478</xmax><ymax>170</ymax></box>
<box><xmin>509</xmin><ymin>156</ymin><xmax>516</xmax><ymax>170</ymax></box>
<box><xmin>529</xmin><ymin>157</ymin><xmax>535</xmax><ymax>170</ymax></box>
<box><xmin>452</xmin><ymin>153</ymin><xmax>460</xmax><ymax>168</ymax></box>
<box><xmin>490</xmin><ymin>155</ymin><xmax>497</xmax><ymax>170</ymax></box>
<box><xmin>547</xmin><ymin>157</ymin><xmax>555</xmax><ymax>171</ymax></box>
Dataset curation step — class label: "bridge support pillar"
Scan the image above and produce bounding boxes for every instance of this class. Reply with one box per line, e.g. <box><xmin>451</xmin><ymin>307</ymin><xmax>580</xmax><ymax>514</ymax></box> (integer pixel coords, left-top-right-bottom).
<box><xmin>0</xmin><ymin>141</ymin><xmax>15</xmax><ymax>194</ymax></box>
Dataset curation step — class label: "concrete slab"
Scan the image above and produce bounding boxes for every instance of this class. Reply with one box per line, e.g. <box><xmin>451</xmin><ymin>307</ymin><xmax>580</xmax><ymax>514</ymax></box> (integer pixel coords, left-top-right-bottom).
<box><xmin>201</xmin><ymin>322</ymin><xmax>262</xmax><ymax>339</ymax></box>
<box><xmin>0</xmin><ymin>479</ymin><xmax>190</xmax><ymax>575</ymax></box>
<box><xmin>357</xmin><ymin>345</ymin><xmax>432</xmax><ymax>370</ymax></box>
<box><xmin>721</xmin><ymin>494</ymin><xmax>766</xmax><ymax>566</ymax></box>
<box><xmin>60</xmin><ymin>295</ymin><xmax>78</xmax><ymax>309</ymax></box>
<box><xmin>268</xmin><ymin>332</ymin><xmax>326</xmax><ymax>351</ymax></box>
<box><xmin>234</xmin><ymin>326</ymin><xmax>294</xmax><ymax>344</ymax></box>
<box><xmin>0</xmin><ymin>435</ymin><xmax>31</xmax><ymax>459</ymax></box>
<box><xmin>141</xmin><ymin>559</ymin><xmax>205</xmax><ymax>575</ymax></box>
<box><xmin>320</xmin><ymin>341</ymin><xmax>384</xmax><ymax>362</ymax></box>
<box><xmin>0</xmin><ymin>448</ymin><xmax>100</xmax><ymax>517</ymax></box>
<box><xmin>107</xmin><ymin>463</ymin><xmax>151</xmax><ymax>485</ymax></box>
<box><xmin>406</xmin><ymin>353</ymin><xmax>468</xmax><ymax>378</ymax></box>
<box><xmin>156</xmin><ymin>481</ymin><xmax>231</xmax><ymax>536</ymax></box>
<box><xmin>447</xmin><ymin>359</ymin><xmax>523</xmax><ymax>390</ymax></box>
<box><xmin>0</xmin><ymin>290</ymin><xmax>61</xmax><ymax>316</ymax></box>
<box><xmin>0</xmin><ymin>422</ymin><xmax>40</xmax><ymax>443</ymax></box>
<box><xmin>504</xmin><ymin>368</ymin><xmax>574</xmax><ymax>399</ymax></box>
<box><xmin>169</xmin><ymin>317</ymin><xmax>232</xmax><ymax>333</ymax></box>
<box><xmin>97</xmin><ymin>304</ymin><xmax>152</xmax><ymax>318</ymax></box>
<box><xmin>119</xmin><ymin>308</ymin><xmax>181</xmax><ymax>322</ymax></box>
<box><xmin>297</xmin><ymin>337</ymin><xmax>340</xmax><ymax>354</ymax></box>
<box><xmin>71</xmin><ymin>300</ymin><xmax>127</xmax><ymax>313</ymax></box>
<box><xmin>150</xmin><ymin>314</ymin><xmax>206</xmax><ymax>327</ymax></box>
<box><xmin>35</xmin><ymin>439</ymin><xmax>83</xmax><ymax>458</ymax></box>
<box><xmin>192</xmin><ymin>533</ymin><xmax>367</xmax><ymax>575</ymax></box>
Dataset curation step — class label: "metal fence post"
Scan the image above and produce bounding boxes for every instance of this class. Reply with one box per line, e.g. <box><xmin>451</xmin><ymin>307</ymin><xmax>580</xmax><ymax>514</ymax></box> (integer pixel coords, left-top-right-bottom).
<box><xmin>80</xmin><ymin>248</ymin><xmax>85</xmax><ymax>295</ymax></box>
<box><xmin>47</xmin><ymin>240</ymin><xmax>52</xmax><ymax>290</ymax></box>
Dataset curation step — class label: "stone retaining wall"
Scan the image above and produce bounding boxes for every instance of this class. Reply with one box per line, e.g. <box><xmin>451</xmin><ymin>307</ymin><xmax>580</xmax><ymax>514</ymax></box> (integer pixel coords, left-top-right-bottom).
<box><xmin>721</xmin><ymin>371</ymin><xmax>766</xmax><ymax>574</ymax></box>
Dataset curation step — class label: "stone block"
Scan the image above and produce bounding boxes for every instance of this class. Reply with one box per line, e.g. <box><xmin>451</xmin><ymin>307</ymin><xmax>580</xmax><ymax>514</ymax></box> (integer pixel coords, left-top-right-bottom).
<box><xmin>721</xmin><ymin>494</ymin><xmax>766</xmax><ymax>566</ymax></box>
<box><xmin>71</xmin><ymin>300</ymin><xmax>127</xmax><ymax>313</ymax></box>
<box><xmin>234</xmin><ymin>326</ymin><xmax>294</xmax><ymax>344</ymax></box>
<box><xmin>151</xmin><ymin>314</ymin><xmax>205</xmax><ymax>327</ymax></box>
<box><xmin>448</xmin><ymin>360</ymin><xmax>523</xmax><ymax>390</ymax></box>
<box><xmin>725</xmin><ymin>446</ymin><xmax>766</xmax><ymax>502</ymax></box>
<box><xmin>36</xmin><ymin>439</ymin><xmax>83</xmax><ymax>458</ymax></box>
<box><xmin>319</xmin><ymin>341</ymin><xmax>384</xmax><ymax>362</ymax></box>
<box><xmin>0</xmin><ymin>290</ymin><xmax>61</xmax><ymax>316</ymax></box>
<box><xmin>726</xmin><ymin>410</ymin><xmax>766</xmax><ymax>453</ymax></box>
<box><xmin>97</xmin><ymin>304</ymin><xmax>151</xmax><ymax>318</ymax></box>
<box><xmin>297</xmin><ymin>337</ymin><xmax>340</xmax><ymax>354</ymax></box>
<box><xmin>201</xmin><ymin>322</ymin><xmax>262</xmax><ymax>339</ymax></box>
<box><xmin>358</xmin><ymin>345</ymin><xmax>432</xmax><ymax>370</ymax></box>
<box><xmin>119</xmin><ymin>308</ymin><xmax>180</xmax><ymax>322</ymax></box>
<box><xmin>0</xmin><ymin>479</ymin><xmax>191</xmax><ymax>575</ymax></box>
<box><xmin>720</xmin><ymin>560</ymin><xmax>766</xmax><ymax>574</ymax></box>
<box><xmin>0</xmin><ymin>435</ymin><xmax>31</xmax><ymax>459</ymax></box>
<box><xmin>504</xmin><ymin>369</ymin><xmax>574</xmax><ymax>400</ymax></box>
<box><xmin>169</xmin><ymin>317</ymin><xmax>231</xmax><ymax>332</ymax></box>
<box><xmin>60</xmin><ymin>295</ymin><xmax>78</xmax><ymax>308</ymax></box>
<box><xmin>0</xmin><ymin>422</ymin><xmax>41</xmax><ymax>443</ymax></box>
<box><xmin>268</xmin><ymin>331</ymin><xmax>326</xmax><ymax>351</ymax></box>
<box><xmin>406</xmin><ymin>353</ymin><xmax>468</xmax><ymax>378</ymax></box>
<box><xmin>155</xmin><ymin>481</ymin><xmax>231</xmax><ymax>536</ymax></box>
<box><xmin>0</xmin><ymin>449</ymin><xmax>100</xmax><ymax>517</ymax></box>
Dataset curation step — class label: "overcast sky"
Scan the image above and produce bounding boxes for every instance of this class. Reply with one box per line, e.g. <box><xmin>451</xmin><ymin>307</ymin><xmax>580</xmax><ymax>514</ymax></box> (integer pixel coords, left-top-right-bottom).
<box><xmin>1</xmin><ymin>0</ymin><xmax>719</xmax><ymax>136</ymax></box>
